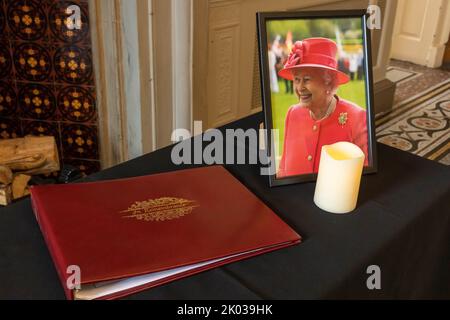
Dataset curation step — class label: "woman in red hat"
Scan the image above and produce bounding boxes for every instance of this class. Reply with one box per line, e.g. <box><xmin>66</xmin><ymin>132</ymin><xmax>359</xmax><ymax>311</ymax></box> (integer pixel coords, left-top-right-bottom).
<box><xmin>277</xmin><ymin>38</ymin><xmax>368</xmax><ymax>178</ymax></box>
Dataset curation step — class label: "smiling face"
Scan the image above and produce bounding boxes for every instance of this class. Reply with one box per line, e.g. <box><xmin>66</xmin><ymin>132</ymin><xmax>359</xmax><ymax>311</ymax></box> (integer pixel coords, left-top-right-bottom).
<box><xmin>292</xmin><ymin>67</ymin><xmax>336</xmax><ymax>114</ymax></box>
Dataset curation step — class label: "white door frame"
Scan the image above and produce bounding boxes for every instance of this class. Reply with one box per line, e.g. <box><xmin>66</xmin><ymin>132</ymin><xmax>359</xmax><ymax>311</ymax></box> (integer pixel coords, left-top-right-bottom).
<box><xmin>153</xmin><ymin>0</ymin><xmax>194</xmax><ymax>149</ymax></box>
<box><xmin>89</xmin><ymin>0</ymin><xmax>193</xmax><ymax>168</ymax></box>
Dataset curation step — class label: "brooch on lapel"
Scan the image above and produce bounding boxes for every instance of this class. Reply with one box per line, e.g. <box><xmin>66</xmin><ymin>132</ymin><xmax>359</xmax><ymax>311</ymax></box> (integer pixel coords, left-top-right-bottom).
<box><xmin>338</xmin><ymin>112</ymin><xmax>348</xmax><ymax>126</ymax></box>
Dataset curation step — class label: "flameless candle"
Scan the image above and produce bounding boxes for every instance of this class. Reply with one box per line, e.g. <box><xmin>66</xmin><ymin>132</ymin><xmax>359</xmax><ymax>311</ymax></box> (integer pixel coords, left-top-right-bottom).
<box><xmin>313</xmin><ymin>142</ymin><xmax>365</xmax><ymax>214</ymax></box>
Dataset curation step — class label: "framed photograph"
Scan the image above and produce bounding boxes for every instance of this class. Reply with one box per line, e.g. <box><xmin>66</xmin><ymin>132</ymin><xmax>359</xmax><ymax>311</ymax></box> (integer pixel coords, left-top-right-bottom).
<box><xmin>257</xmin><ymin>10</ymin><xmax>378</xmax><ymax>187</ymax></box>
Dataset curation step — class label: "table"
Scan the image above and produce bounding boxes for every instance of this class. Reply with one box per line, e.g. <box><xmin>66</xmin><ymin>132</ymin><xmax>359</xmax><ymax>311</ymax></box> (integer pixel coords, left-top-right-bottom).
<box><xmin>0</xmin><ymin>113</ymin><xmax>449</xmax><ymax>299</ymax></box>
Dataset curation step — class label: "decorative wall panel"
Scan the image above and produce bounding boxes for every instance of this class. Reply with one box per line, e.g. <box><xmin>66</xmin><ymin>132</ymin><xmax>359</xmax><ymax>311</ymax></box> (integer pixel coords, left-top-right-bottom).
<box><xmin>0</xmin><ymin>0</ymin><xmax>99</xmax><ymax>176</ymax></box>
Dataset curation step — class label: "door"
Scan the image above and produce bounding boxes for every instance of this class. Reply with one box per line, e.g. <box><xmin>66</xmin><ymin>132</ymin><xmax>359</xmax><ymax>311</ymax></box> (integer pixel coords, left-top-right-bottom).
<box><xmin>391</xmin><ymin>0</ymin><xmax>450</xmax><ymax>67</ymax></box>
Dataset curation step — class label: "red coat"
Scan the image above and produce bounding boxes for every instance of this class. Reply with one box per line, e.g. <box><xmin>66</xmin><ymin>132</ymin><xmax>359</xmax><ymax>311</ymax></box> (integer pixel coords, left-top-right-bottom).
<box><xmin>277</xmin><ymin>96</ymin><xmax>368</xmax><ymax>178</ymax></box>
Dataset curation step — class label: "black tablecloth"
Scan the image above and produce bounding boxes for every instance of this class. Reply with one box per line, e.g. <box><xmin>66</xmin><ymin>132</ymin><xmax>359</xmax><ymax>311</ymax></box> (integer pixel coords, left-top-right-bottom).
<box><xmin>0</xmin><ymin>113</ymin><xmax>449</xmax><ymax>299</ymax></box>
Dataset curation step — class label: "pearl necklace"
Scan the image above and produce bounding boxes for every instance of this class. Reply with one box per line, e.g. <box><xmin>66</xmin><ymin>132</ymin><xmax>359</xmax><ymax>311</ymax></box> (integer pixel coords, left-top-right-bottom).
<box><xmin>309</xmin><ymin>97</ymin><xmax>336</xmax><ymax>121</ymax></box>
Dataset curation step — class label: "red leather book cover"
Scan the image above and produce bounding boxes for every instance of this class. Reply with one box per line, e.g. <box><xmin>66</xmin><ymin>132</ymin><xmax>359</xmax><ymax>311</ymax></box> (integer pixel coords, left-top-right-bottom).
<box><xmin>30</xmin><ymin>165</ymin><xmax>301</xmax><ymax>300</ymax></box>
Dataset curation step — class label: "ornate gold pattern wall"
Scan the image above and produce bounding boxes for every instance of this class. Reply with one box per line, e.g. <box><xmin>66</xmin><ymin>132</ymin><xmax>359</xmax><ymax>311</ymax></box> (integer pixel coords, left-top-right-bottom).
<box><xmin>0</xmin><ymin>0</ymin><xmax>99</xmax><ymax>175</ymax></box>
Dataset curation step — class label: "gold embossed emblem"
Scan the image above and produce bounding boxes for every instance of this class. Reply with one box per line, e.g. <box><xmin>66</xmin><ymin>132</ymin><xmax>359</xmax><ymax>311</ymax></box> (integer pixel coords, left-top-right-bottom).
<box><xmin>120</xmin><ymin>197</ymin><xmax>199</xmax><ymax>221</ymax></box>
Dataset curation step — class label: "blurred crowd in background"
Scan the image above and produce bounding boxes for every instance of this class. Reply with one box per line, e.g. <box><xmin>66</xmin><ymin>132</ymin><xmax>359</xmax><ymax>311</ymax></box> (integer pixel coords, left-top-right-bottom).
<box><xmin>267</xmin><ymin>18</ymin><xmax>365</xmax><ymax>94</ymax></box>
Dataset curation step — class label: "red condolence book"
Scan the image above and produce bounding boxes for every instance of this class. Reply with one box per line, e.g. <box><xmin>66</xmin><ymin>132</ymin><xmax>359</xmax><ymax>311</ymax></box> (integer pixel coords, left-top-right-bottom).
<box><xmin>30</xmin><ymin>165</ymin><xmax>301</xmax><ymax>300</ymax></box>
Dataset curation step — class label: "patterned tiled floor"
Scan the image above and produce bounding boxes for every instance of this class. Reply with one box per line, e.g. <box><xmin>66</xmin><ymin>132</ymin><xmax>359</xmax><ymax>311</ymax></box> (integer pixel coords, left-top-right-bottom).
<box><xmin>376</xmin><ymin>60</ymin><xmax>450</xmax><ymax>165</ymax></box>
<box><xmin>386</xmin><ymin>66</ymin><xmax>422</xmax><ymax>85</ymax></box>
<box><xmin>389</xmin><ymin>59</ymin><xmax>450</xmax><ymax>105</ymax></box>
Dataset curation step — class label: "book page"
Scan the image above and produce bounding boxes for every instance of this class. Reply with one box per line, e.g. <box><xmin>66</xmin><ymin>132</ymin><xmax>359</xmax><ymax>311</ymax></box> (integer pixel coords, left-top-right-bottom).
<box><xmin>74</xmin><ymin>246</ymin><xmax>278</xmax><ymax>300</ymax></box>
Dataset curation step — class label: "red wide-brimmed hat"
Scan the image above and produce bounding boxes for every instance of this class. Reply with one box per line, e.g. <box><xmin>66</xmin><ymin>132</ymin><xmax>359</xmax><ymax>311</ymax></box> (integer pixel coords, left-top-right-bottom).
<box><xmin>278</xmin><ymin>37</ymin><xmax>350</xmax><ymax>85</ymax></box>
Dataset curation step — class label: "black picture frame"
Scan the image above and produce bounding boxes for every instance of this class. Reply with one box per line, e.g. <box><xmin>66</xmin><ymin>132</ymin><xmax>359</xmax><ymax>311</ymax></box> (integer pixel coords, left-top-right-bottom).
<box><xmin>257</xmin><ymin>10</ymin><xmax>378</xmax><ymax>187</ymax></box>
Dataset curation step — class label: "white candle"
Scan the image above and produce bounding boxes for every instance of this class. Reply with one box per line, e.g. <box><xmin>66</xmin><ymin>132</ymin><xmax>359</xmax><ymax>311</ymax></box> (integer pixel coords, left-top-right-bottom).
<box><xmin>313</xmin><ymin>142</ymin><xmax>365</xmax><ymax>214</ymax></box>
